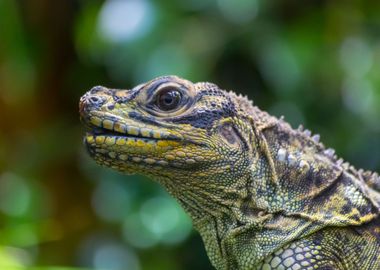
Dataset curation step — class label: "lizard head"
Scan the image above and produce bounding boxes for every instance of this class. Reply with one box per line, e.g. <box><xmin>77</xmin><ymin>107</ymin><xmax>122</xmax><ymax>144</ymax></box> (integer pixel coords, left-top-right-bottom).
<box><xmin>79</xmin><ymin>76</ymin><xmax>254</xmax><ymax>198</ymax></box>
<box><xmin>80</xmin><ymin>76</ymin><xmax>380</xmax><ymax>269</ymax></box>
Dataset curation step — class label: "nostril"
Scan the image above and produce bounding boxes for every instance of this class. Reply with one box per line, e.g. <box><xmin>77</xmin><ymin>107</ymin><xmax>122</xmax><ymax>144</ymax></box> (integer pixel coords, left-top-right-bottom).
<box><xmin>89</xmin><ymin>96</ymin><xmax>101</xmax><ymax>104</ymax></box>
<box><xmin>86</xmin><ymin>95</ymin><xmax>106</xmax><ymax>107</ymax></box>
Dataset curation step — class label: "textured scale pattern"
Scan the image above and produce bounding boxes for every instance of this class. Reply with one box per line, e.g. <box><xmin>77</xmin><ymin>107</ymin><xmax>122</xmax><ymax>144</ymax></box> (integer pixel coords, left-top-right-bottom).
<box><xmin>79</xmin><ymin>76</ymin><xmax>380</xmax><ymax>269</ymax></box>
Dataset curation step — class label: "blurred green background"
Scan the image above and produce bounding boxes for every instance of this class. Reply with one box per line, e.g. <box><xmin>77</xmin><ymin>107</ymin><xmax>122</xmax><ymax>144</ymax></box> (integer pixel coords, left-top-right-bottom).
<box><xmin>0</xmin><ymin>0</ymin><xmax>379</xmax><ymax>269</ymax></box>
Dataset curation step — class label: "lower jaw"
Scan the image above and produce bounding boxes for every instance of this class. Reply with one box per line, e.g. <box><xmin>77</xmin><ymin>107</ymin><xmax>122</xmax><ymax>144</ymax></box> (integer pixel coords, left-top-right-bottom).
<box><xmin>84</xmin><ymin>134</ymin><xmax>179</xmax><ymax>167</ymax></box>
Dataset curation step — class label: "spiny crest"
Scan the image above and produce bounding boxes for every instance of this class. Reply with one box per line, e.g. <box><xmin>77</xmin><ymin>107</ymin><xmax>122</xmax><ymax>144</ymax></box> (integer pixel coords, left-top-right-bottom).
<box><xmin>363</xmin><ymin>171</ymin><xmax>380</xmax><ymax>191</ymax></box>
<box><xmin>227</xmin><ymin>90</ymin><xmax>254</xmax><ymax>114</ymax></box>
<box><xmin>224</xmin><ymin>91</ymin><xmax>379</xmax><ymax>192</ymax></box>
<box><xmin>278</xmin><ymin>123</ymin><xmax>380</xmax><ymax>192</ymax></box>
<box><xmin>276</xmin><ymin>147</ymin><xmax>311</xmax><ymax>172</ymax></box>
<box><xmin>226</xmin><ymin>90</ymin><xmax>280</xmax><ymax>132</ymax></box>
<box><xmin>296</xmin><ymin>124</ymin><xmax>325</xmax><ymax>150</ymax></box>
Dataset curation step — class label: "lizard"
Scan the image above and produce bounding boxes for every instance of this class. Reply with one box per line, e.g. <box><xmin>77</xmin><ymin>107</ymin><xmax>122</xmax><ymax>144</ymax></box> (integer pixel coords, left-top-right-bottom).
<box><xmin>79</xmin><ymin>75</ymin><xmax>380</xmax><ymax>270</ymax></box>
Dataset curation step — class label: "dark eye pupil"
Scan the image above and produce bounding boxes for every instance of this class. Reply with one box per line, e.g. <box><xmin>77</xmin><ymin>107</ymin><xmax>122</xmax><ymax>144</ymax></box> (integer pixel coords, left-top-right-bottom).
<box><xmin>158</xmin><ymin>89</ymin><xmax>181</xmax><ymax>111</ymax></box>
<box><xmin>163</xmin><ymin>95</ymin><xmax>174</xmax><ymax>105</ymax></box>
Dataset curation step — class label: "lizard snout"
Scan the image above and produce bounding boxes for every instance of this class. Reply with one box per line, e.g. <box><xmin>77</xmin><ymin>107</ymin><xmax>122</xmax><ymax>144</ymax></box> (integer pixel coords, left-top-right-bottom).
<box><xmin>79</xmin><ymin>87</ymin><xmax>108</xmax><ymax>115</ymax></box>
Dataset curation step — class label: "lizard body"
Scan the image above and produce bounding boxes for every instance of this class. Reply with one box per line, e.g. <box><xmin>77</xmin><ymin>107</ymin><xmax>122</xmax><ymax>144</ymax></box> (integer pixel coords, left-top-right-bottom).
<box><xmin>79</xmin><ymin>76</ymin><xmax>380</xmax><ymax>269</ymax></box>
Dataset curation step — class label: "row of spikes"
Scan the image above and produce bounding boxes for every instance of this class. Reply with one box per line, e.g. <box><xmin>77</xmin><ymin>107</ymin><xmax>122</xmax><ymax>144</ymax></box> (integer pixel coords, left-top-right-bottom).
<box><xmin>226</xmin><ymin>92</ymin><xmax>380</xmax><ymax>192</ymax></box>
<box><xmin>291</xmin><ymin>121</ymin><xmax>380</xmax><ymax>191</ymax></box>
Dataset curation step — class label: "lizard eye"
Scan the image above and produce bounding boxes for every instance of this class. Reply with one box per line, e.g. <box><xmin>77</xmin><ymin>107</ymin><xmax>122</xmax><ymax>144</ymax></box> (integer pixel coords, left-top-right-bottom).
<box><xmin>156</xmin><ymin>88</ymin><xmax>182</xmax><ymax>111</ymax></box>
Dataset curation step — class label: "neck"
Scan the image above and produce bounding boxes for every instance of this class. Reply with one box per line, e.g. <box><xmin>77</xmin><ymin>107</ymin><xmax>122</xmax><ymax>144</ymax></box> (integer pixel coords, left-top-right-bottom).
<box><xmin>178</xmin><ymin>117</ymin><xmax>379</xmax><ymax>269</ymax></box>
<box><xmin>261</xmin><ymin>120</ymin><xmax>379</xmax><ymax>230</ymax></box>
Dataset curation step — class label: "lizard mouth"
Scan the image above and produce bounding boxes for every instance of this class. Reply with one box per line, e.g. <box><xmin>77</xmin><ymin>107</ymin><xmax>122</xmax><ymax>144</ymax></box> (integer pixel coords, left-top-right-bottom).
<box><xmin>87</xmin><ymin>126</ymin><xmax>161</xmax><ymax>141</ymax></box>
<box><xmin>83</xmin><ymin>114</ymin><xmax>183</xmax><ymax>142</ymax></box>
<box><xmin>82</xmin><ymin>114</ymin><xmax>189</xmax><ymax>171</ymax></box>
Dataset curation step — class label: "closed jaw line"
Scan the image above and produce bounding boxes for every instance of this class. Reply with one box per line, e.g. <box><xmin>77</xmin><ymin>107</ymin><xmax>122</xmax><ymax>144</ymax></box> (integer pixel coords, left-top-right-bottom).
<box><xmin>87</xmin><ymin>115</ymin><xmax>183</xmax><ymax>141</ymax></box>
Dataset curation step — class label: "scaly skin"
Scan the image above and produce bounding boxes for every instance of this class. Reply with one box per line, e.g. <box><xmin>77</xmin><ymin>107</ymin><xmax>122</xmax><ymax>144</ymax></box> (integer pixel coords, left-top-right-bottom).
<box><xmin>79</xmin><ymin>76</ymin><xmax>380</xmax><ymax>270</ymax></box>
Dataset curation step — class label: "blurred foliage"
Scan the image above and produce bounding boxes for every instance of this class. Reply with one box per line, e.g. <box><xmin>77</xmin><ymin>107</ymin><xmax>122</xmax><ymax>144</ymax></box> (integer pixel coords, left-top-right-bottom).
<box><xmin>0</xmin><ymin>0</ymin><xmax>379</xmax><ymax>269</ymax></box>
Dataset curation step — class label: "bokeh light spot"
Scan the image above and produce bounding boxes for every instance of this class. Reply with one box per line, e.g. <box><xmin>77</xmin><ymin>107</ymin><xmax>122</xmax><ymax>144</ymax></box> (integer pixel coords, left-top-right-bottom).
<box><xmin>92</xmin><ymin>179</ymin><xmax>132</xmax><ymax>223</ymax></box>
<box><xmin>342</xmin><ymin>78</ymin><xmax>374</xmax><ymax>115</ymax></box>
<box><xmin>0</xmin><ymin>247</ymin><xmax>32</xmax><ymax>268</ymax></box>
<box><xmin>217</xmin><ymin>0</ymin><xmax>258</xmax><ymax>24</ymax></box>
<box><xmin>140</xmin><ymin>196</ymin><xmax>192</xmax><ymax>245</ymax></box>
<box><xmin>98</xmin><ymin>0</ymin><xmax>155</xmax><ymax>43</ymax></box>
<box><xmin>123</xmin><ymin>213</ymin><xmax>159</xmax><ymax>249</ymax></box>
<box><xmin>140</xmin><ymin>197</ymin><xmax>179</xmax><ymax>235</ymax></box>
<box><xmin>0</xmin><ymin>173</ymin><xmax>31</xmax><ymax>217</ymax></box>
<box><xmin>258</xmin><ymin>40</ymin><xmax>300</xmax><ymax>94</ymax></box>
<box><xmin>135</xmin><ymin>44</ymin><xmax>192</xmax><ymax>82</ymax></box>
<box><xmin>94</xmin><ymin>244</ymin><xmax>140</xmax><ymax>270</ymax></box>
<box><xmin>122</xmin><ymin>196</ymin><xmax>192</xmax><ymax>248</ymax></box>
<box><xmin>340</xmin><ymin>37</ymin><xmax>373</xmax><ymax>79</ymax></box>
